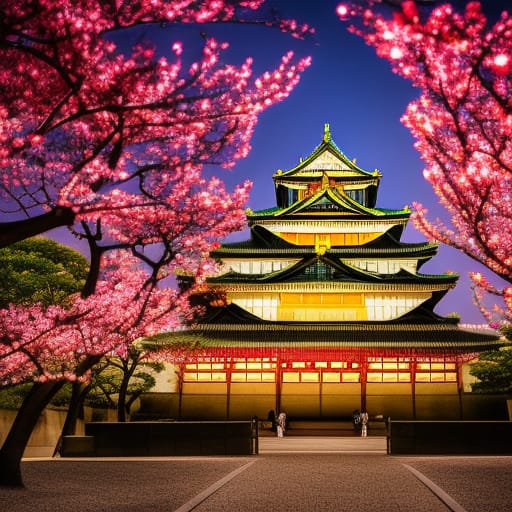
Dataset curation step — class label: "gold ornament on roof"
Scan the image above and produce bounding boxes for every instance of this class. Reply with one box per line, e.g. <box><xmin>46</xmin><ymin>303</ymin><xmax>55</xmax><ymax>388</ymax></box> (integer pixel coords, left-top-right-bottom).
<box><xmin>321</xmin><ymin>172</ymin><xmax>330</xmax><ymax>189</ymax></box>
<box><xmin>323</xmin><ymin>123</ymin><xmax>331</xmax><ymax>142</ymax></box>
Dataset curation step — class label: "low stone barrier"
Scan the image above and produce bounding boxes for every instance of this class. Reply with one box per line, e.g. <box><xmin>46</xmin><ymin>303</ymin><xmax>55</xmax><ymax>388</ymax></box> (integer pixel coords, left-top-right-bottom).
<box><xmin>387</xmin><ymin>420</ymin><xmax>512</xmax><ymax>455</ymax></box>
<box><xmin>61</xmin><ymin>419</ymin><xmax>258</xmax><ymax>457</ymax></box>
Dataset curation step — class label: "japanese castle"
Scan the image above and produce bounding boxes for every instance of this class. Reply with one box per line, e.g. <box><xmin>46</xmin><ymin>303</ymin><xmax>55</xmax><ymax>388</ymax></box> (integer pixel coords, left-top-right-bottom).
<box><xmin>146</xmin><ymin>125</ymin><xmax>503</xmax><ymax>422</ymax></box>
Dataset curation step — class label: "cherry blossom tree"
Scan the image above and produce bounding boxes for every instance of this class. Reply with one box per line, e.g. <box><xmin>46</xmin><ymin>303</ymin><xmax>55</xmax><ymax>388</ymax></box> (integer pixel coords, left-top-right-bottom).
<box><xmin>337</xmin><ymin>1</ymin><xmax>512</xmax><ymax>322</ymax></box>
<box><xmin>0</xmin><ymin>0</ymin><xmax>311</xmax><ymax>486</ymax></box>
<box><xmin>1</xmin><ymin>251</ymin><xmax>196</xmax><ymax>483</ymax></box>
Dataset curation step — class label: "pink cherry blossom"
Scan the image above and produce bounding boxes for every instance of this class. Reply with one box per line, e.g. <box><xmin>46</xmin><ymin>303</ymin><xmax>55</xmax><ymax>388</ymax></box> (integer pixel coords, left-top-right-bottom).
<box><xmin>0</xmin><ymin>0</ymin><xmax>311</xmax><ymax>382</ymax></box>
<box><xmin>0</xmin><ymin>1</ymin><xmax>313</xmax><ymax>486</ymax></box>
<box><xmin>339</xmin><ymin>1</ymin><xmax>512</xmax><ymax>324</ymax></box>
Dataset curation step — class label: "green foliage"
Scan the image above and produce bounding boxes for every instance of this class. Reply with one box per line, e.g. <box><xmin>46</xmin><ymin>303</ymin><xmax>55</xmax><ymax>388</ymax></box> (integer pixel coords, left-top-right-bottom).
<box><xmin>500</xmin><ymin>324</ymin><xmax>512</xmax><ymax>342</ymax></box>
<box><xmin>0</xmin><ymin>237</ymin><xmax>89</xmax><ymax>308</ymax></box>
<box><xmin>470</xmin><ymin>348</ymin><xmax>512</xmax><ymax>394</ymax></box>
<box><xmin>0</xmin><ymin>384</ymin><xmax>32</xmax><ymax>409</ymax></box>
<box><xmin>84</xmin><ymin>359</ymin><xmax>163</xmax><ymax>409</ymax></box>
<box><xmin>50</xmin><ymin>383</ymin><xmax>74</xmax><ymax>407</ymax></box>
<box><xmin>0</xmin><ymin>382</ymin><xmax>74</xmax><ymax>409</ymax></box>
<box><xmin>0</xmin><ymin>360</ymin><xmax>163</xmax><ymax>411</ymax></box>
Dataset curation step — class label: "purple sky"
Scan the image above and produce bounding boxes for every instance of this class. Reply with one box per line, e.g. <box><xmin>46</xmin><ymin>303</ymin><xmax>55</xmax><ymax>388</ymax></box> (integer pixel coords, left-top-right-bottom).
<box><xmin>50</xmin><ymin>1</ymin><xmax>506</xmax><ymax>324</ymax></box>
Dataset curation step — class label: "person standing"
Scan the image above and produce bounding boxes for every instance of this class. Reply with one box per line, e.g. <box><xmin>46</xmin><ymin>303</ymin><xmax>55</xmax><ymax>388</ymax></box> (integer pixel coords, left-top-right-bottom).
<box><xmin>360</xmin><ymin>411</ymin><xmax>369</xmax><ymax>437</ymax></box>
<box><xmin>352</xmin><ymin>409</ymin><xmax>361</xmax><ymax>434</ymax></box>
<box><xmin>277</xmin><ymin>411</ymin><xmax>287</xmax><ymax>438</ymax></box>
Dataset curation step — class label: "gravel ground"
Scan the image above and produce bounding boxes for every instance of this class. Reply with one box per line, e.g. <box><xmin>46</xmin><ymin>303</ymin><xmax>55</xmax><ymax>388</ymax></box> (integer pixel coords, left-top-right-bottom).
<box><xmin>1</xmin><ymin>438</ymin><xmax>511</xmax><ymax>512</ymax></box>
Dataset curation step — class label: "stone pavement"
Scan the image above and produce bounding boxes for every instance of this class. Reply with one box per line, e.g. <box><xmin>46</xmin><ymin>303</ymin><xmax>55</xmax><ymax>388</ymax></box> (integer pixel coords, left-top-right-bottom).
<box><xmin>2</xmin><ymin>437</ymin><xmax>512</xmax><ymax>512</ymax></box>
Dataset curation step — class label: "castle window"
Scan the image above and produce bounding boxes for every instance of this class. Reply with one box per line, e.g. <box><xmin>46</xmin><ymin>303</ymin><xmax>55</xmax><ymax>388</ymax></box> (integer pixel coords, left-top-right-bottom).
<box><xmin>283</xmin><ymin>372</ymin><xmax>300</xmax><ymax>382</ymax></box>
<box><xmin>367</xmin><ymin>358</ymin><xmax>411</xmax><ymax>382</ymax></box>
<box><xmin>192</xmin><ymin>372</ymin><xmax>227</xmax><ymax>382</ymax></box>
<box><xmin>321</xmin><ymin>370</ymin><xmax>360</xmax><ymax>383</ymax></box>
<box><xmin>416</xmin><ymin>372</ymin><xmax>457</xmax><ymax>383</ymax></box>
<box><xmin>301</xmin><ymin>372</ymin><xmax>320</xmax><ymax>382</ymax></box>
<box><xmin>341</xmin><ymin>372</ymin><xmax>360</xmax><ymax>382</ymax></box>
<box><xmin>322</xmin><ymin>372</ymin><xmax>340</xmax><ymax>382</ymax></box>
<box><xmin>346</xmin><ymin>189</ymin><xmax>367</xmax><ymax>206</ymax></box>
<box><xmin>287</xmin><ymin>188</ymin><xmax>298</xmax><ymax>206</ymax></box>
<box><xmin>304</xmin><ymin>261</ymin><xmax>334</xmax><ymax>281</ymax></box>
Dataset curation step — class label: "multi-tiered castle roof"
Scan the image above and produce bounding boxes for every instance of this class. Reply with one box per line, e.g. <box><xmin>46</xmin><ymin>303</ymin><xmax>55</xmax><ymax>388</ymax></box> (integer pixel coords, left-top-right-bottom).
<box><xmin>163</xmin><ymin>125</ymin><xmax>500</xmax><ymax>357</ymax></box>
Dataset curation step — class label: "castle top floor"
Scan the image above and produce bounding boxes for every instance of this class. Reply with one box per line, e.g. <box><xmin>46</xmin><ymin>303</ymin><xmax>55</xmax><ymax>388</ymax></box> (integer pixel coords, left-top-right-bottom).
<box><xmin>273</xmin><ymin>124</ymin><xmax>382</xmax><ymax>209</ymax></box>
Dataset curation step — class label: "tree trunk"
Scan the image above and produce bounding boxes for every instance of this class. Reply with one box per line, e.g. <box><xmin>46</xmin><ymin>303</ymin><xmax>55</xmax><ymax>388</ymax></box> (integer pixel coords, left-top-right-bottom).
<box><xmin>117</xmin><ymin>367</ymin><xmax>133</xmax><ymax>422</ymax></box>
<box><xmin>53</xmin><ymin>356</ymin><xmax>103</xmax><ymax>454</ymax></box>
<box><xmin>53</xmin><ymin>381</ymin><xmax>90</xmax><ymax>456</ymax></box>
<box><xmin>117</xmin><ymin>357</ymin><xmax>138</xmax><ymax>422</ymax></box>
<box><xmin>125</xmin><ymin>392</ymin><xmax>140</xmax><ymax>418</ymax></box>
<box><xmin>0</xmin><ymin>381</ymin><xmax>63</xmax><ymax>487</ymax></box>
<box><xmin>62</xmin><ymin>382</ymin><xmax>88</xmax><ymax>436</ymax></box>
<box><xmin>0</xmin><ymin>207</ymin><xmax>75</xmax><ymax>248</ymax></box>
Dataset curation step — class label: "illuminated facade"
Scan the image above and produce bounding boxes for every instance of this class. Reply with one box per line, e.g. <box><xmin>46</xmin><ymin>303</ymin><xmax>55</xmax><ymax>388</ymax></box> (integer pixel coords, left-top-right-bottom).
<box><xmin>153</xmin><ymin>125</ymin><xmax>502</xmax><ymax>421</ymax></box>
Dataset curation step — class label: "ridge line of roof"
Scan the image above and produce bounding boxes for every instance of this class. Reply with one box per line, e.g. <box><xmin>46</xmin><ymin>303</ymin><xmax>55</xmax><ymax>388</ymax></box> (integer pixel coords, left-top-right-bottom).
<box><xmin>274</xmin><ymin>131</ymin><xmax>377</xmax><ymax>179</ymax></box>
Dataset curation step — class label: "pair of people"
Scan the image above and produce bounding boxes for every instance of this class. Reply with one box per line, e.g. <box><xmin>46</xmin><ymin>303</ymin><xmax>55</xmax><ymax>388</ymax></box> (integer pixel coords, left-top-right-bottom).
<box><xmin>360</xmin><ymin>411</ymin><xmax>369</xmax><ymax>437</ymax></box>
<box><xmin>268</xmin><ymin>410</ymin><xmax>287</xmax><ymax>437</ymax></box>
<box><xmin>352</xmin><ymin>410</ymin><xmax>369</xmax><ymax>436</ymax></box>
<box><xmin>276</xmin><ymin>411</ymin><xmax>287</xmax><ymax>437</ymax></box>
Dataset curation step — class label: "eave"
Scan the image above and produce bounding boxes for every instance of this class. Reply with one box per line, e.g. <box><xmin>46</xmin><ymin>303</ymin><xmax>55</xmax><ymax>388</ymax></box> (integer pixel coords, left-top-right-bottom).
<box><xmin>207</xmin><ymin>254</ymin><xmax>458</xmax><ymax>286</ymax></box>
<box><xmin>211</xmin><ymin>227</ymin><xmax>439</xmax><ymax>260</ymax></box>
<box><xmin>146</xmin><ymin>323</ymin><xmax>503</xmax><ymax>354</ymax></box>
<box><xmin>247</xmin><ymin>188</ymin><xmax>409</xmax><ymax>220</ymax></box>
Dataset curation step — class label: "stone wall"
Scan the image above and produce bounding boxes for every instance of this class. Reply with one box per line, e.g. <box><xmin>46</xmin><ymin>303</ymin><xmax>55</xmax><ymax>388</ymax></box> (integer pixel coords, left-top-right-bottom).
<box><xmin>0</xmin><ymin>408</ymin><xmax>67</xmax><ymax>457</ymax></box>
<box><xmin>0</xmin><ymin>407</ymin><xmax>117</xmax><ymax>457</ymax></box>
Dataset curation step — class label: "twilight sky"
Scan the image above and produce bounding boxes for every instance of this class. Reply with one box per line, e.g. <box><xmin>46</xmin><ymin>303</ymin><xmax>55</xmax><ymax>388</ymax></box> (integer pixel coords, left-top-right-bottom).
<box><xmin>49</xmin><ymin>0</ymin><xmax>505</xmax><ymax>324</ymax></box>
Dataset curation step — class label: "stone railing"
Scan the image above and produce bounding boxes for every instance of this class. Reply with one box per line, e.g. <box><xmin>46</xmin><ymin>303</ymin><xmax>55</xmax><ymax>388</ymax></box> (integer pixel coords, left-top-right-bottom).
<box><xmin>61</xmin><ymin>419</ymin><xmax>259</xmax><ymax>457</ymax></box>
<box><xmin>387</xmin><ymin>420</ymin><xmax>512</xmax><ymax>455</ymax></box>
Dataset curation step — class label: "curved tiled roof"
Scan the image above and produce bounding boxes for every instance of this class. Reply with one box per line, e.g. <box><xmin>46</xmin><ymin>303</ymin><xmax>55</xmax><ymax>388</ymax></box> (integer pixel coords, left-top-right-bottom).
<box><xmin>273</xmin><ymin>124</ymin><xmax>379</xmax><ymax>180</ymax></box>
<box><xmin>211</xmin><ymin>227</ymin><xmax>439</xmax><ymax>258</ymax></box>
<box><xmin>147</xmin><ymin>322</ymin><xmax>503</xmax><ymax>353</ymax></box>
<box><xmin>271</xmin><ymin>187</ymin><xmax>408</xmax><ymax>218</ymax></box>
<box><xmin>248</xmin><ymin>198</ymin><xmax>409</xmax><ymax>219</ymax></box>
<box><xmin>208</xmin><ymin>254</ymin><xmax>458</xmax><ymax>285</ymax></box>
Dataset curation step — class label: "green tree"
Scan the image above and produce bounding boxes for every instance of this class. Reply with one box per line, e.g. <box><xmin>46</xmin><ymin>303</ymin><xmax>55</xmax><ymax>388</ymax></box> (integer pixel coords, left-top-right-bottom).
<box><xmin>0</xmin><ymin>238</ymin><xmax>162</xmax><ymax>453</ymax></box>
<box><xmin>0</xmin><ymin>237</ymin><xmax>88</xmax><ymax>308</ymax></box>
<box><xmin>470</xmin><ymin>348</ymin><xmax>512</xmax><ymax>394</ymax></box>
<box><xmin>470</xmin><ymin>325</ymin><xmax>512</xmax><ymax>393</ymax></box>
<box><xmin>85</xmin><ymin>355</ymin><xmax>163</xmax><ymax>419</ymax></box>
<box><xmin>0</xmin><ymin>238</ymin><xmax>88</xmax><ymax>439</ymax></box>
<box><xmin>53</xmin><ymin>351</ymin><xmax>163</xmax><ymax>457</ymax></box>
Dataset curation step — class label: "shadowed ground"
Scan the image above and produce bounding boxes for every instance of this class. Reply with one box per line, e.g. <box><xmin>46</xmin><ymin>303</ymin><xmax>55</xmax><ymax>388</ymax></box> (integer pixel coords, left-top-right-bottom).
<box><xmin>2</xmin><ymin>437</ymin><xmax>511</xmax><ymax>512</ymax></box>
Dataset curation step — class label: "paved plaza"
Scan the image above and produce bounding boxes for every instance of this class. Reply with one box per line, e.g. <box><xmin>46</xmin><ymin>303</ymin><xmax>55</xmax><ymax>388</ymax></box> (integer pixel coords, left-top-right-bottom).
<box><xmin>2</xmin><ymin>437</ymin><xmax>512</xmax><ymax>512</ymax></box>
